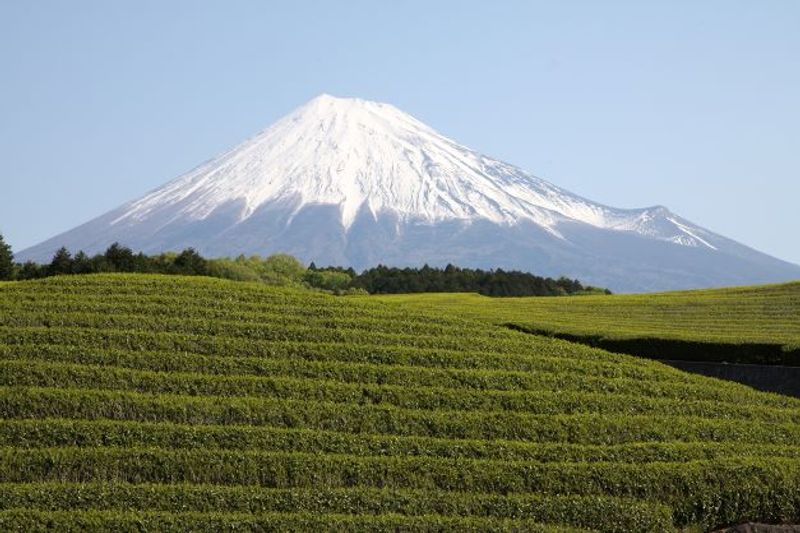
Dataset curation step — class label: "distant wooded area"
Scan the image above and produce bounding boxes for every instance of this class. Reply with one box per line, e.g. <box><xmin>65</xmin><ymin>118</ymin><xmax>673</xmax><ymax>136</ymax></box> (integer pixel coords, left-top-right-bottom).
<box><xmin>0</xmin><ymin>234</ymin><xmax>606</xmax><ymax>297</ymax></box>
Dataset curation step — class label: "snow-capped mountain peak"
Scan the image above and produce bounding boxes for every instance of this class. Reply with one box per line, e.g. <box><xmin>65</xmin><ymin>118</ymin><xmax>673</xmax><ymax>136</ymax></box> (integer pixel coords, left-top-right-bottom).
<box><xmin>112</xmin><ymin>94</ymin><xmax>699</xmax><ymax>246</ymax></box>
<box><xmin>115</xmin><ymin>93</ymin><xmax>556</xmax><ymax>230</ymax></box>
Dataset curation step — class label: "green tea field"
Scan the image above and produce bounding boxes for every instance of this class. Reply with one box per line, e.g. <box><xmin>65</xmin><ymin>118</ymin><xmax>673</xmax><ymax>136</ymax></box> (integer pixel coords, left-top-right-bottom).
<box><xmin>376</xmin><ymin>283</ymin><xmax>800</xmax><ymax>365</ymax></box>
<box><xmin>1</xmin><ymin>274</ymin><xmax>800</xmax><ymax>531</ymax></box>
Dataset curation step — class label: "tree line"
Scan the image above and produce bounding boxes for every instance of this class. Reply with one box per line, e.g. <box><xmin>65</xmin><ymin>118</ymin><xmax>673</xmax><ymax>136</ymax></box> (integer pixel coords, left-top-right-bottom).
<box><xmin>336</xmin><ymin>264</ymin><xmax>608</xmax><ymax>296</ymax></box>
<box><xmin>0</xmin><ymin>234</ymin><xmax>607</xmax><ymax>296</ymax></box>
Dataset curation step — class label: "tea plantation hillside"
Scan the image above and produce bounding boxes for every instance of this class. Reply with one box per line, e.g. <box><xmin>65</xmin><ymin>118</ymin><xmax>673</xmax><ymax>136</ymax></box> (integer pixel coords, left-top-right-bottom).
<box><xmin>1</xmin><ymin>275</ymin><xmax>800</xmax><ymax>531</ymax></box>
<box><xmin>376</xmin><ymin>282</ymin><xmax>800</xmax><ymax>365</ymax></box>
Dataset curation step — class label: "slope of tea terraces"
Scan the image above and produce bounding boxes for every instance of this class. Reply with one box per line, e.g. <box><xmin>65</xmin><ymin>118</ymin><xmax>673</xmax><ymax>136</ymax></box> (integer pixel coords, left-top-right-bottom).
<box><xmin>376</xmin><ymin>282</ymin><xmax>800</xmax><ymax>364</ymax></box>
<box><xmin>1</xmin><ymin>274</ymin><xmax>799</xmax><ymax>532</ymax></box>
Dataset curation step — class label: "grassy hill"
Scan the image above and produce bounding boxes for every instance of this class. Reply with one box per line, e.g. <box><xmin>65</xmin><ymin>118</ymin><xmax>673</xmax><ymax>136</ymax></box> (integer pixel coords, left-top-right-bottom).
<box><xmin>1</xmin><ymin>274</ymin><xmax>800</xmax><ymax>531</ymax></box>
<box><xmin>376</xmin><ymin>282</ymin><xmax>800</xmax><ymax>365</ymax></box>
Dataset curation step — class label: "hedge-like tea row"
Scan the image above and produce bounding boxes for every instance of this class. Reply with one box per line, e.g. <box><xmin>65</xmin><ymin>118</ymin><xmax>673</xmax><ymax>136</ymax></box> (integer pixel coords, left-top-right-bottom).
<box><xmin>0</xmin><ymin>343</ymin><xmax>681</xmax><ymax>393</ymax></box>
<box><xmin>0</xmin><ymin>509</ymin><xmax>596</xmax><ymax>533</ymax></box>
<box><xmin>0</xmin><ymin>483</ymin><xmax>670</xmax><ymax>532</ymax></box>
<box><xmin>5</xmin><ymin>386</ymin><xmax>800</xmax><ymax>445</ymax></box>
<box><xmin>0</xmin><ymin>312</ymin><xmax>517</xmax><ymax>352</ymax></box>
<box><xmin>0</xmin><ymin>293</ymin><xmax>431</xmax><ymax>320</ymax></box>
<box><xmin>2</xmin><ymin>447</ymin><xmax>799</xmax><ymax>528</ymax></box>
<box><xmin>4</xmin><ymin>343</ymin><xmax>796</xmax><ymax>408</ymax></box>
<box><xmin>4</xmin><ymin>359</ymin><xmax>799</xmax><ymax>423</ymax></box>
<box><xmin>8</xmin><ymin>324</ymin><xmax>791</xmax><ymax>408</ymax></box>
<box><xmin>0</xmin><ymin>324</ymin><xmax>645</xmax><ymax>370</ymax></box>
<box><xmin>4</xmin><ymin>419</ymin><xmax>800</xmax><ymax>464</ymax></box>
<box><xmin>0</xmin><ymin>307</ymin><xmax>488</xmax><ymax>339</ymax></box>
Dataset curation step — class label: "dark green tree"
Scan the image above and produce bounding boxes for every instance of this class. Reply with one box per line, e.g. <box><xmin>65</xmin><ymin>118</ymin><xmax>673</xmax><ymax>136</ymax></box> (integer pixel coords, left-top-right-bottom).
<box><xmin>104</xmin><ymin>243</ymin><xmax>136</xmax><ymax>272</ymax></box>
<box><xmin>172</xmin><ymin>248</ymin><xmax>208</xmax><ymax>276</ymax></box>
<box><xmin>0</xmin><ymin>233</ymin><xmax>13</xmax><ymax>280</ymax></box>
<box><xmin>48</xmin><ymin>247</ymin><xmax>74</xmax><ymax>276</ymax></box>
<box><xmin>18</xmin><ymin>261</ymin><xmax>43</xmax><ymax>280</ymax></box>
<box><xmin>72</xmin><ymin>251</ymin><xmax>94</xmax><ymax>274</ymax></box>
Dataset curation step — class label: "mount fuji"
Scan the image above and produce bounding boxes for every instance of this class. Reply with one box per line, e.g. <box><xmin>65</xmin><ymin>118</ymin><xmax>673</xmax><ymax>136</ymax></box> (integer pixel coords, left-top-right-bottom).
<box><xmin>18</xmin><ymin>94</ymin><xmax>800</xmax><ymax>291</ymax></box>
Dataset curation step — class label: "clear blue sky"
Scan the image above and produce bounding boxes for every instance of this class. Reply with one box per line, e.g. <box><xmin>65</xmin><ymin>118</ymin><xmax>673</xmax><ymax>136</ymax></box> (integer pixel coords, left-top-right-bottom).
<box><xmin>1</xmin><ymin>1</ymin><xmax>798</xmax><ymax>264</ymax></box>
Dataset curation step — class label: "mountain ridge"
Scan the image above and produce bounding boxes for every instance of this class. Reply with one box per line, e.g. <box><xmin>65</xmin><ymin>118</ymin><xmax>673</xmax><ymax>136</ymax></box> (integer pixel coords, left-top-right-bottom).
<box><xmin>18</xmin><ymin>94</ymin><xmax>800</xmax><ymax>291</ymax></box>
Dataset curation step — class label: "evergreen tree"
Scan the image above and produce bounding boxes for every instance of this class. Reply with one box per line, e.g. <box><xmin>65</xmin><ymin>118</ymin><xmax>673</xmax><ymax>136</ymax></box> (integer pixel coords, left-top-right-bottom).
<box><xmin>18</xmin><ymin>261</ymin><xmax>43</xmax><ymax>280</ymax></box>
<box><xmin>0</xmin><ymin>233</ymin><xmax>13</xmax><ymax>280</ymax></box>
<box><xmin>172</xmin><ymin>248</ymin><xmax>208</xmax><ymax>276</ymax></box>
<box><xmin>104</xmin><ymin>243</ymin><xmax>136</xmax><ymax>272</ymax></box>
<box><xmin>72</xmin><ymin>251</ymin><xmax>94</xmax><ymax>274</ymax></box>
<box><xmin>48</xmin><ymin>247</ymin><xmax>73</xmax><ymax>276</ymax></box>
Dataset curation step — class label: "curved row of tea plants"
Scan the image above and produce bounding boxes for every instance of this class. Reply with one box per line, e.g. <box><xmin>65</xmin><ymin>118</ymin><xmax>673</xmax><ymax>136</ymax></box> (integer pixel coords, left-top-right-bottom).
<box><xmin>1</xmin><ymin>274</ymin><xmax>799</xmax><ymax>531</ymax></box>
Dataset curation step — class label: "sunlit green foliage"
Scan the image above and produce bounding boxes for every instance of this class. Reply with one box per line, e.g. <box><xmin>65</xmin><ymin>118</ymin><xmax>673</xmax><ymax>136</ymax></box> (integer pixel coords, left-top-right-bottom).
<box><xmin>0</xmin><ymin>274</ymin><xmax>798</xmax><ymax>531</ymax></box>
<box><xmin>376</xmin><ymin>283</ymin><xmax>800</xmax><ymax>364</ymax></box>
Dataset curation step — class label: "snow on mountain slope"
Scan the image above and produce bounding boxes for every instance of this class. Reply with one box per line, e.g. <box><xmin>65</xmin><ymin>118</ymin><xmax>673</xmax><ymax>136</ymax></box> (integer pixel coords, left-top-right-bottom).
<box><xmin>110</xmin><ymin>94</ymin><xmax>712</xmax><ymax>249</ymax></box>
<box><xmin>17</xmin><ymin>94</ymin><xmax>800</xmax><ymax>291</ymax></box>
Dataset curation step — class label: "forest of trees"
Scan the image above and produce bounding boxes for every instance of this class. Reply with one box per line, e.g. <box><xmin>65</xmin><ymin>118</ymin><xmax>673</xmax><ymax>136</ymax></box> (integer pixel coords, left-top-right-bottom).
<box><xmin>3</xmin><ymin>242</ymin><xmax>211</xmax><ymax>280</ymax></box>
<box><xmin>339</xmin><ymin>264</ymin><xmax>607</xmax><ymax>296</ymax></box>
<box><xmin>0</xmin><ymin>234</ymin><xmax>607</xmax><ymax>296</ymax></box>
